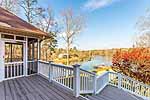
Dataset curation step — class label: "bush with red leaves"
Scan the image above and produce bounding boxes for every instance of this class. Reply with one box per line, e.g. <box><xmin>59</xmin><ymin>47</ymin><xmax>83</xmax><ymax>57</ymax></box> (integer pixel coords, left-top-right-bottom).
<box><xmin>112</xmin><ymin>48</ymin><xmax>150</xmax><ymax>84</ymax></box>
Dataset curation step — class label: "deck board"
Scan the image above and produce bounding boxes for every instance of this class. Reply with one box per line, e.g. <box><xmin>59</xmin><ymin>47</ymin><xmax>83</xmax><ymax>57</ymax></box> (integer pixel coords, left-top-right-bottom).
<box><xmin>35</xmin><ymin>75</ymin><xmax>76</xmax><ymax>100</ymax></box>
<box><xmin>0</xmin><ymin>81</ymin><xmax>5</xmax><ymax>100</ymax></box>
<box><xmin>0</xmin><ymin>75</ymin><xmax>85</xmax><ymax>100</ymax></box>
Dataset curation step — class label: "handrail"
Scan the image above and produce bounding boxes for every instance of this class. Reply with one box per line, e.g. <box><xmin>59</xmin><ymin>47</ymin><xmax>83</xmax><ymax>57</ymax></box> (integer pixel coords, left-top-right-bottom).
<box><xmin>38</xmin><ymin>60</ymin><xmax>49</xmax><ymax>64</ymax></box>
<box><xmin>51</xmin><ymin>63</ymin><xmax>73</xmax><ymax>70</ymax></box>
<box><xmin>38</xmin><ymin>61</ymin><xmax>150</xmax><ymax>99</ymax></box>
<box><xmin>108</xmin><ymin>71</ymin><xmax>150</xmax><ymax>100</ymax></box>
<box><xmin>5</xmin><ymin>61</ymin><xmax>23</xmax><ymax>64</ymax></box>
<box><xmin>80</xmin><ymin>68</ymin><xmax>95</xmax><ymax>76</ymax></box>
<box><xmin>121</xmin><ymin>74</ymin><xmax>150</xmax><ymax>88</ymax></box>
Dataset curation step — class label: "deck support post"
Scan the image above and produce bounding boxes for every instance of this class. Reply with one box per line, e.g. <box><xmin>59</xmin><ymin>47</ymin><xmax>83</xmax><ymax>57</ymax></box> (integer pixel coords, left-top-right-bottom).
<box><xmin>49</xmin><ymin>61</ymin><xmax>53</xmax><ymax>83</ymax></box>
<box><xmin>118</xmin><ymin>73</ymin><xmax>122</xmax><ymax>89</ymax></box>
<box><xmin>73</xmin><ymin>64</ymin><xmax>80</xmax><ymax>97</ymax></box>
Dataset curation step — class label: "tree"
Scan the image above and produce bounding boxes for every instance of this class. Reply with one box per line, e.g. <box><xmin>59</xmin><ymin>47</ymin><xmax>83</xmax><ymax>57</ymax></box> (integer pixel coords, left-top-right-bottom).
<box><xmin>20</xmin><ymin>0</ymin><xmax>38</xmax><ymax>23</ymax></box>
<box><xmin>61</xmin><ymin>8</ymin><xmax>85</xmax><ymax>65</ymax></box>
<box><xmin>35</xmin><ymin>6</ymin><xmax>59</xmax><ymax>61</ymax></box>
<box><xmin>0</xmin><ymin>0</ymin><xmax>20</xmax><ymax>14</ymax></box>
<box><xmin>135</xmin><ymin>10</ymin><xmax>150</xmax><ymax>47</ymax></box>
<box><xmin>135</xmin><ymin>33</ymin><xmax>150</xmax><ymax>47</ymax></box>
<box><xmin>112</xmin><ymin>48</ymin><xmax>150</xmax><ymax>84</ymax></box>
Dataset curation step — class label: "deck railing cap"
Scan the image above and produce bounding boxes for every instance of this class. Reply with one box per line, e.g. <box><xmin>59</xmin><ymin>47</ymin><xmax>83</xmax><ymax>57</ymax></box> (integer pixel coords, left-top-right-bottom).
<box><xmin>72</xmin><ymin>64</ymin><xmax>80</xmax><ymax>68</ymax></box>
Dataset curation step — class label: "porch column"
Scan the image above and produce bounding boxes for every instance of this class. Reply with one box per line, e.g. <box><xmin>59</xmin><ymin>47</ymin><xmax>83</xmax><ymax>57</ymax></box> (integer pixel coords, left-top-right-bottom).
<box><xmin>37</xmin><ymin>39</ymin><xmax>41</xmax><ymax>73</ymax></box>
<box><xmin>0</xmin><ymin>40</ymin><xmax>5</xmax><ymax>81</ymax></box>
<box><xmin>24</xmin><ymin>37</ymin><xmax>28</xmax><ymax>76</ymax></box>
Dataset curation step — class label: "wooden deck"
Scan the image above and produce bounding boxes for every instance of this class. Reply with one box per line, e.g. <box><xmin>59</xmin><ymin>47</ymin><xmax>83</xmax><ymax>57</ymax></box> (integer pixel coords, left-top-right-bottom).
<box><xmin>87</xmin><ymin>85</ymin><xmax>144</xmax><ymax>100</ymax></box>
<box><xmin>0</xmin><ymin>75</ymin><xmax>85</xmax><ymax>100</ymax></box>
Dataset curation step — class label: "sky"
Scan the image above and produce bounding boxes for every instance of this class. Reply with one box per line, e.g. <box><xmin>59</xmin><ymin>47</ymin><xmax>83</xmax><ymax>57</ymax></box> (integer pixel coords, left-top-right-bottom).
<box><xmin>38</xmin><ymin>0</ymin><xmax>150</xmax><ymax>50</ymax></box>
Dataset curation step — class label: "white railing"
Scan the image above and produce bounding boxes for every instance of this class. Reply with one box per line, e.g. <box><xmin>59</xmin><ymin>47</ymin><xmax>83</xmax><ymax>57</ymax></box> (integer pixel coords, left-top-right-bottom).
<box><xmin>117</xmin><ymin>73</ymin><xmax>150</xmax><ymax>99</ymax></box>
<box><xmin>38</xmin><ymin>61</ymin><xmax>150</xmax><ymax>99</ymax></box>
<box><xmin>96</xmin><ymin>71</ymin><xmax>150</xmax><ymax>100</ymax></box>
<box><xmin>38</xmin><ymin>61</ymin><xmax>96</xmax><ymax>97</ymax></box>
<box><xmin>51</xmin><ymin>63</ymin><xmax>74</xmax><ymax>90</ymax></box>
<box><xmin>5</xmin><ymin>62</ymin><xmax>24</xmax><ymax>78</ymax></box>
<box><xmin>38</xmin><ymin>60</ymin><xmax>49</xmax><ymax>78</ymax></box>
<box><xmin>80</xmin><ymin>69</ymin><xmax>95</xmax><ymax>94</ymax></box>
<box><xmin>108</xmin><ymin>71</ymin><xmax>118</xmax><ymax>87</ymax></box>
<box><xmin>96</xmin><ymin>72</ymin><xmax>109</xmax><ymax>94</ymax></box>
<box><xmin>28</xmin><ymin>60</ymin><xmax>38</xmax><ymax>75</ymax></box>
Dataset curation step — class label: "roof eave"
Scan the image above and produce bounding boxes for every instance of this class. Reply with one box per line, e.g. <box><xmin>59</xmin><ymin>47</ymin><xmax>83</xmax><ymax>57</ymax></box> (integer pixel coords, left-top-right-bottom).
<box><xmin>0</xmin><ymin>26</ymin><xmax>50</xmax><ymax>39</ymax></box>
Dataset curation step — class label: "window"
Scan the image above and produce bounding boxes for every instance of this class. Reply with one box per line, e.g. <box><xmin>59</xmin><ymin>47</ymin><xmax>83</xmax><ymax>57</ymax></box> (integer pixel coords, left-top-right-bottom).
<box><xmin>5</xmin><ymin>43</ymin><xmax>23</xmax><ymax>62</ymax></box>
<box><xmin>16</xmin><ymin>36</ymin><xmax>25</xmax><ymax>41</ymax></box>
<box><xmin>1</xmin><ymin>34</ymin><xmax>14</xmax><ymax>39</ymax></box>
<box><xmin>28</xmin><ymin>39</ymin><xmax>38</xmax><ymax>61</ymax></box>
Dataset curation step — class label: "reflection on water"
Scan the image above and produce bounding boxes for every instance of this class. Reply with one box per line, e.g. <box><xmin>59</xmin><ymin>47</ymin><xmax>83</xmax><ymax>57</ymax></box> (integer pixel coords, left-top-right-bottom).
<box><xmin>80</xmin><ymin>56</ymin><xmax>112</xmax><ymax>71</ymax></box>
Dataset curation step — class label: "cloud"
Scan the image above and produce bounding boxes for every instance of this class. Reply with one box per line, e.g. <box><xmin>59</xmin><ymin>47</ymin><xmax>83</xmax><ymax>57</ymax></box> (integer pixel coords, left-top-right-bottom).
<box><xmin>83</xmin><ymin>0</ymin><xmax>119</xmax><ymax>11</ymax></box>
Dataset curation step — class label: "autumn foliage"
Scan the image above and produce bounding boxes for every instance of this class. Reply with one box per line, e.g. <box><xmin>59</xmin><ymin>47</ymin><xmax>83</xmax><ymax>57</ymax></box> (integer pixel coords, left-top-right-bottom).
<box><xmin>112</xmin><ymin>48</ymin><xmax>150</xmax><ymax>84</ymax></box>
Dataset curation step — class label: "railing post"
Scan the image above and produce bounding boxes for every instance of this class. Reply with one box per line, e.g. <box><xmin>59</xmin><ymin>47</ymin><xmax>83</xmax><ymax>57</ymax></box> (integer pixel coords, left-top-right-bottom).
<box><xmin>49</xmin><ymin>61</ymin><xmax>53</xmax><ymax>83</ymax></box>
<box><xmin>73</xmin><ymin>64</ymin><xmax>80</xmax><ymax>97</ymax></box>
<box><xmin>118</xmin><ymin>73</ymin><xmax>122</xmax><ymax>89</ymax></box>
<box><xmin>93</xmin><ymin>73</ymin><xmax>97</xmax><ymax>94</ymax></box>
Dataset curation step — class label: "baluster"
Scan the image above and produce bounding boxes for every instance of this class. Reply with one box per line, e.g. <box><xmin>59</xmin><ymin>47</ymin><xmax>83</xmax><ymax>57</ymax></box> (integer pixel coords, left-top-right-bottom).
<box><xmin>17</xmin><ymin>63</ymin><xmax>19</xmax><ymax>76</ymax></box>
<box><xmin>85</xmin><ymin>73</ymin><xmax>88</xmax><ymax>91</ymax></box>
<box><xmin>59</xmin><ymin>67</ymin><xmax>61</xmax><ymax>83</ymax></box>
<box><xmin>118</xmin><ymin>73</ymin><xmax>121</xmax><ymax>89</ymax></box>
<box><xmin>83</xmin><ymin>72</ymin><xmax>85</xmax><ymax>91</ymax></box>
<box><xmin>58</xmin><ymin>67</ymin><xmax>60</xmax><ymax>82</ymax></box>
<box><xmin>10</xmin><ymin>64</ymin><xmax>12</xmax><ymax>77</ymax></box>
<box><xmin>63</xmin><ymin>68</ymin><xmax>65</xmax><ymax>85</ymax></box>
<box><xmin>70</xmin><ymin>70</ymin><xmax>72</xmax><ymax>88</ymax></box>
<box><xmin>7</xmin><ymin>64</ymin><xmax>9</xmax><ymax>78</ymax></box>
<box><xmin>62</xmin><ymin>68</ymin><xmax>64</xmax><ymax>85</ymax></box>
<box><xmin>20</xmin><ymin>63</ymin><xmax>22</xmax><ymax>75</ymax></box>
<box><xmin>14</xmin><ymin>63</ymin><xmax>16</xmax><ymax>77</ymax></box>
<box><xmin>64</xmin><ymin>69</ymin><xmax>67</xmax><ymax>86</ymax></box>
<box><xmin>62</xmin><ymin>68</ymin><xmax>64</xmax><ymax>84</ymax></box>
<box><xmin>68</xmin><ymin>70</ymin><xmax>70</xmax><ymax>88</ymax></box>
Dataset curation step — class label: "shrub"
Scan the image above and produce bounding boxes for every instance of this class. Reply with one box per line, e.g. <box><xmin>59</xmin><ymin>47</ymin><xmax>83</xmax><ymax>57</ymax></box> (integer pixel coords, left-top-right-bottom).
<box><xmin>112</xmin><ymin>48</ymin><xmax>150</xmax><ymax>84</ymax></box>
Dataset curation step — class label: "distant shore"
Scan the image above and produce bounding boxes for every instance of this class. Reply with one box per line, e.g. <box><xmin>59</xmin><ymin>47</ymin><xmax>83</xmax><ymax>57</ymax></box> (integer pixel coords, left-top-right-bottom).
<box><xmin>92</xmin><ymin>65</ymin><xmax>113</xmax><ymax>75</ymax></box>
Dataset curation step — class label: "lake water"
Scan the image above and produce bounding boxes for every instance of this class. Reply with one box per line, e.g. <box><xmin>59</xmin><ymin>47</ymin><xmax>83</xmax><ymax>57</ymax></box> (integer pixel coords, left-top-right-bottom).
<box><xmin>80</xmin><ymin>56</ymin><xmax>112</xmax><ymax>71</ymax></box>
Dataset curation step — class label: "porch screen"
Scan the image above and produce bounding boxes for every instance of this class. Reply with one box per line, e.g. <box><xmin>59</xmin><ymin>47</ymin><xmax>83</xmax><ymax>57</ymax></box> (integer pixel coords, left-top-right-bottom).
<box><xmin>5</xmin><ymin>43</ymin><xmax>23</xmax><ymax>62</ymax></box>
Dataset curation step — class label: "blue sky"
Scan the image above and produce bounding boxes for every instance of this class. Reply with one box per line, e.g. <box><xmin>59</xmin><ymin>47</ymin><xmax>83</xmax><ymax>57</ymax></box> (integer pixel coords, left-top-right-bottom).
<box><xmin>38</xmin><ymin>0</ymin><xmax>150</xmax><ymax>50</ymax></box>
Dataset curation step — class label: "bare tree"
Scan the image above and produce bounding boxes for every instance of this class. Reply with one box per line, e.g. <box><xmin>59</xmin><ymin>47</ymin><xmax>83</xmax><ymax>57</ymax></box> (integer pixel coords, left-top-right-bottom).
<box><xmin>36</xmin><ymin>7</ymin><xmax>57</xmax><ymax>32</ymax></box>
<box><xmin>135</xmin><ymin>33</ymin><xmax>150</xmax><ymax>47</ymax></box>
<box><xmin>135</xmin><ymin>10</ymin><xmax>150</xmax><ymax>47</ymax></box>
<box><xmin>20</xmin><ymin>0</ymin><xmax>38</xmax><ymax>23</ymax></box>
<box><xmin>61</xmin><ymin>8</ymin><xmax>85</xmax><ymax>65</ymax></box>
<box><xmin>0</xmin><ymin>0</ymin><xmax>20</xmax><ymax>14</ymax></box>
<box><xmin>35</xmin><ymin>6</ymin><xmax>59</xmax><ymax>61</ymax></box>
